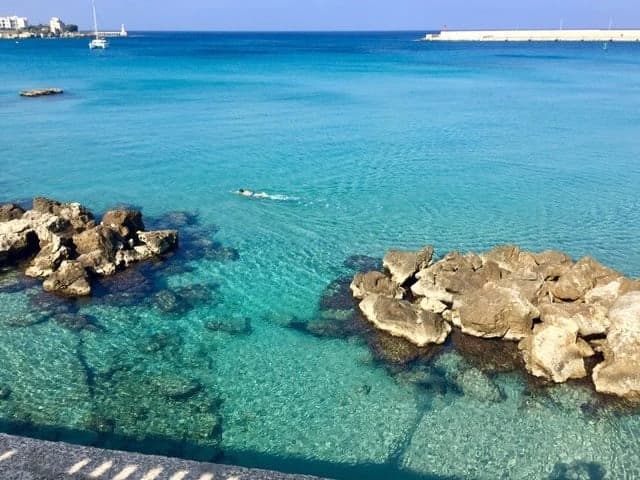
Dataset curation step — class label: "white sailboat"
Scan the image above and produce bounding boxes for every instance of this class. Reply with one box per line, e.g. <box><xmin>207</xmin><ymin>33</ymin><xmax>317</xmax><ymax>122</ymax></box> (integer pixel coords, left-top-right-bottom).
<box><xmin>89</xmin><ymin>0</ymin><xmax>108</xmax><ymax>49</ymax></box>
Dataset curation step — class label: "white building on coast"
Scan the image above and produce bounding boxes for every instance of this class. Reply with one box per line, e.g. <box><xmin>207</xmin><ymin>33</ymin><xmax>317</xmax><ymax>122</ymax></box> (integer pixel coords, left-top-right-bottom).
<box><xmin>49</xmin><ymin>17</ymin><xmax>65</xmax><ymax>35</ymax></box>
<box><xmin>0</xmin><ymin>15</ymin><xmax>29</xmax><ymax>30</ymax></box>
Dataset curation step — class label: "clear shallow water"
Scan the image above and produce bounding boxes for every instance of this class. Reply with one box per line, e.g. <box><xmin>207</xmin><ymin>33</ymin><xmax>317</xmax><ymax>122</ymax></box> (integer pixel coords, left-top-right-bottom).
<box><xmin>1</xmin><ymin>32</ymin><xmax>640</xmax><ymax>479</ymax></box>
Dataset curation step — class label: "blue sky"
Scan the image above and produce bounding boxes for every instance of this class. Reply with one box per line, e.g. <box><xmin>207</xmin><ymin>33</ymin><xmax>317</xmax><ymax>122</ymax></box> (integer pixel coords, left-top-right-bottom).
<box><xmin>2</xmin><ymin>1</ymin><xmax>639</xmax><ymax>31</ymax></box>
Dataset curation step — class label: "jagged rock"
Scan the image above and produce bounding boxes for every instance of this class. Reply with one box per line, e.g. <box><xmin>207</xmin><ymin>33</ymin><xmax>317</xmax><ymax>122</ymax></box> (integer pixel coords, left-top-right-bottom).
<box><xmin>359</xmin><ymin>294</ymin><xmax>450</xmax><ymax>347</ymax></box>
<box><xmin>382</xmin><ymin>246</ymin><xmax>433</xmax><ymax>285</ymax></box>
<box><xmin>19</xmin><ymin>210</ymin><xmax>71</xmax><ymax>246</ymax></box>
<box><xmin>552</xmin><ymin>257</ymin><xmax>621</xmax><ymax>301</ymax></box>
<box><xmin>43</xmin><ymin>260</ymin><xmax>91</xmax><ymax>296</ymax></box>
<box><xmin>0</xmin><ymin>219</ymin><xmax>39</xmax><ymax>266</ymax></box>
<box><xmin>519</xmin><ymin>318</ymin><xmax>594</xmax><ymax>383</ymax></box>
<box><xmin>419</xmin><ymin>297</ymin><xmax>448</xmax><ymax>314</ymax></box>
<box><xmin>533</xmin><ymin>250</ymin><xmax>573</xmax><ymax>279</ymax></box>
<box><xmin>454</xmin><ymin>281</ymin><xmax>539</xmax><ymax>340</ymax></box>
<box><xmin>539</xmin><ymin>302</ymin><xmax>609</xmax><ymax>337</ymax></box>
<box><xmin>0</xmin><ymin>203</ymin><xmax>25</xmax><ymax>222</ymax></box>
<box><xmin>102</xmin><ymin>209</ymin><xmax>145</xmax><ymax>241</ymax></box>
<box><xmin>592</xmin><ymin>292</ymin><xmax>640</xmax><ymax>401</ymax></box>
<box><xmin>411</xmin><ymin>280</ymin><xmax>453</xmax><ymax>304</ymax></box>
<box><xmin>32</xmin><ymin>197</ymin><xmax>95</xmax><ymax>232</ymax></box>
<box><xmin>25</xmin><ymin>237</ymin><xmax>70</xmax><ymax>278</ymax></box>
<box><xmin>418</xmin><ymin>252</ymin><xmax>498</xmax><ymax>297</ymax></box>
<box><xmin>350</xmin><ymin>271</ymin><xmax>404</xmax><ymax>300</ymax></box>
<box><xmin>74</xmin><ymin>225</ymin><xmax>123</xmax><ymax>276</ymax></box>
<box><xmin>137</xmin><ymin>230</ymin><xmax>178</xmax><ymax>255</ymax></box>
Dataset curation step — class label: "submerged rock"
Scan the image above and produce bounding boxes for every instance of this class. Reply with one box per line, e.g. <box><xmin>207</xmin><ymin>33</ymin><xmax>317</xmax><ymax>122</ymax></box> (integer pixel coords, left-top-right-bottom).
<box><xmin>205</xmin><ymin>317</ymin><xmax>252</xmax><ymax>335</ymax></box>
<box><xmin>0</xmin><ymin>384</ymin><xmax>11</xmax><ymax>400</ymax></box>
<box><xmin>53</xmin><ymin>313</ymin><xmax>98</xmax><ymax>332</ymax></box>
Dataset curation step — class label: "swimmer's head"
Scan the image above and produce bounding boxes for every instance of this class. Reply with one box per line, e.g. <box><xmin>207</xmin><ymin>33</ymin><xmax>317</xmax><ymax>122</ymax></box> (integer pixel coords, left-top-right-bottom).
<box><xmin>239</xmin><ymin>188</ymin><xmax>245</xmax><ymax>193</ymax></box>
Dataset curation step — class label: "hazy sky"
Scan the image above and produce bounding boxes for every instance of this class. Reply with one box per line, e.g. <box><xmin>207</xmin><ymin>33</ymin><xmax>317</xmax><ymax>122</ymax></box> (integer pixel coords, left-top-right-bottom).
<box><xmin>2</xmin><ymin>1</ymin><xmax>639</xmax><ymax>31</ymax></box>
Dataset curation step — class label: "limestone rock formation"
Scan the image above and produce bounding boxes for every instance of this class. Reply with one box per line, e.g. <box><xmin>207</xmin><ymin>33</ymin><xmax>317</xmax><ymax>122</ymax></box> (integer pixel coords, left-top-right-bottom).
<box><xmin>383</xmin><ymin>246</ymin><xmax>434</xmax><ymax>285</ymax></box>
<box><xmin>519</xmin><ymin>318</ymin><xmax>594</xmax><ymax>383</ymax></box>
<box><xmin>0</xmin><ymin>219</ymin><xmax>38</xmax><ymax>266</ymax></box>
<box><xmin>359</xmin><ymin>294</ymin><xmax>451</xmax><ymax>347</ymax></box>
<box><xmin>25</xmin><ymin>237</ymin><xmax>69</xmax><ymax>278</ymax></box>
<box><xmin>350</xmin><ymin>271</ymin><xmax>404</xmax><ymax>300</ymax></box>
<box><xmin>137</xmin><ymin>230</ymin><xmax>179</xmax><ymax>255</ymax></box>
<box><xmin>102</xmin><ymin>209</ymin><xmax>145</xmax><ymax>241</ymax></box>
<box><xmin>0</xmin><ymin>203</ymin><xmax>25</xmax><ymax>222</ymax></box>
<box><xmin>350</xmin><ymin>243</ymin><xmax>640</xmax><ymax>401</ymax></box>
<box><xmin>454</xmin><ymin>282</ymin><xmax>539</xmax><ymax>340</ymax></box>
<box><xmin>592</xmin><ymin>292</ymin><xmax>640</xmax><ymax>401</ymax></box>
<box><xmin>1</xmin><ymin>197</ymin><xmax>179</xmax><ymax>296</ymax></box>
<box><xmin>43</xmin><ymin>260</ymin><xmax>91</xmax><ymax>296</ymax></box>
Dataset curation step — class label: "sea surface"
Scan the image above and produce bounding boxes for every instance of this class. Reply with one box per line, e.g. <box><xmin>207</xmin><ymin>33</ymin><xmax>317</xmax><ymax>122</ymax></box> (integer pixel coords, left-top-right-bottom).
<box><xmin>1</xmin><ymin>32</ymin><xmax>640</xmax><ymax>479</ymax></box>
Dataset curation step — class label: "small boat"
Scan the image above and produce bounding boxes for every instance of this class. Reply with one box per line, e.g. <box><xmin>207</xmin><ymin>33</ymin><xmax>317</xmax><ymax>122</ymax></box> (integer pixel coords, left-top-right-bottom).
<box><xmin>89</xmin><ymin>0</ymin><xmax>108</xmax><ymax>49</ymax></box>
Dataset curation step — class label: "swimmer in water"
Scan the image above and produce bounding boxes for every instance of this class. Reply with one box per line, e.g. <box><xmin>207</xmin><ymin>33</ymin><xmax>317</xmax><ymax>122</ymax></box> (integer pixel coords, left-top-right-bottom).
<box><xmin>236</xmin><ymin>188</ymin><xmax>296</xmax><ymax>201</ymax></box>
<box><xmin>237</xmin><ymin>188</ymin><xmax>270</xmax><ymax>198</ymax></box>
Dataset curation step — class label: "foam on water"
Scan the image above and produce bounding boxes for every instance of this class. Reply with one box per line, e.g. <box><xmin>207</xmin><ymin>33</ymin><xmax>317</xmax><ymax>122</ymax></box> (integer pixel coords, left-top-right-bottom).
<box><xmin>2</xmin><ymin>33</ymin><xmax>640</xmax><ymax>479</ymax></box>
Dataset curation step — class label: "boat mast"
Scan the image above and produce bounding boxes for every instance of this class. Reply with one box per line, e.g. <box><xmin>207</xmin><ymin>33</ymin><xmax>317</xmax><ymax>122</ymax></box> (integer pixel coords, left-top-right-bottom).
<box><xmin>92</xmin><ymin>0</ymin><xmax>99</xmax><ymax>39</ymax></box>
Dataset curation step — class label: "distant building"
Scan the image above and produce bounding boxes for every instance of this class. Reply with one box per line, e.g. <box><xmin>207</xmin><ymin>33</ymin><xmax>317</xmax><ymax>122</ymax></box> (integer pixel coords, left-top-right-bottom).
<box><xmin>49</xmin><ymin>17</ymin><xmax>65</xmax><ymax>35</ymax></box>
<box><xmin>0</xmin><ymin>15</ymin><xmax>29</xmax><ymax>30</ymax></box>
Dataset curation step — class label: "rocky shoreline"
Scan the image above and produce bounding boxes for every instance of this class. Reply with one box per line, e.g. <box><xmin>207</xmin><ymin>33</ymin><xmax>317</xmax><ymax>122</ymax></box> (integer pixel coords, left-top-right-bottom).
<box><xmin>350</xmin><ymin>245</ymin><xmax>640</xmax><ymax>401</ymax></box>
<box><xmin>0</xmin><ymin>198</ymin><xmax>178</xmax><ymax>296</ymax></box>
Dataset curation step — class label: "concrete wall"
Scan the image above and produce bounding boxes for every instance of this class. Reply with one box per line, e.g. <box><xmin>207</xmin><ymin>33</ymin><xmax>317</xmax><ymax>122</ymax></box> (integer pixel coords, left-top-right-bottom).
<box><xmin>424</xmin><ymin>29</ymin><xmax>640</xmax><ymax>42</ymax></box>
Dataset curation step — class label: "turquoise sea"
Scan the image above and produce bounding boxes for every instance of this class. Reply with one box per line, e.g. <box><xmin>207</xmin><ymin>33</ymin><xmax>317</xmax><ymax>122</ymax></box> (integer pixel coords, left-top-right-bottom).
<box><xmin>1</xmin><ymin>32</ymin><xmax>640</xmax><ymax>479</ymax></box>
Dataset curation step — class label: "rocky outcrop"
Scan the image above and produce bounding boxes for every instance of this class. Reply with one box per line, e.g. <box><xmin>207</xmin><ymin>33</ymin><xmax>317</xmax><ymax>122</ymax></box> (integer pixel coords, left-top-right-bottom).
<box><xmin>25</xmin><ymin>236</ymin><xmax>69</xmax><ymax>278</ymax></box>
<box><xmin>519</xmin><ymin>318</ymin><xmax>594</xmax><ymax>383</ymax></box>
<box><xmin>350</xmin><ymin>271</ymin><xmax>404</xmax><ymax>300</ymax></box>
<box><xmin>0</xmin><ymin>219</ymin><xmax>38</xmax><ymax>266</ymax></box>
<box><xmin>1</xmin><ymin>197</ymin><xmax>179</xmax><ymax>296</ymax></box>
<box><xmin>454</xmin><ymin>281</ymin><xmax>539</xmax><ymax>340</ymax></box>
<box><xmin>0</xmin><ymin>203</ymin><xmax>24</xmax><ymax>222</ymax></box>
<box><xmin>137</xmin><ymin>230</ymin><xmax>178</xmax><ymax>255</ymax></box>
<box><xmin>20</xmin><ymin>88</ymin><xmax>64</xmax><ymax>97</ymax></box>
<box><xmin>102</xmin><ymin>209</ymin><xmax>145</xmax><ymax>241</ymax></box>
<box><xmin>383</xmin><ymin>246</ymin><xmax>434</xmax><ymax>285</ymax></box>
<box><xmin>43</xmin><ymin>260</ymin><xmax>91</xmax><ymax>297</ymax></box>
<box><xmin>592</xmin><ymin>292</ymin><xmax>640</xmax><ymax>401</ymax></box>
<box><xmin>351</xmin><ymin>244</ymin><xmax>640</xmax><ymax>401</ymax></box>
<box><xmin>74</xmin><ymin>225</ymin><xmax>122</xmax><ymax>276</ymax></box>
<box><xmin>359</xmin><ymin>294</ymin><xmax>450</xmax><ymax>347</ymax></box>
